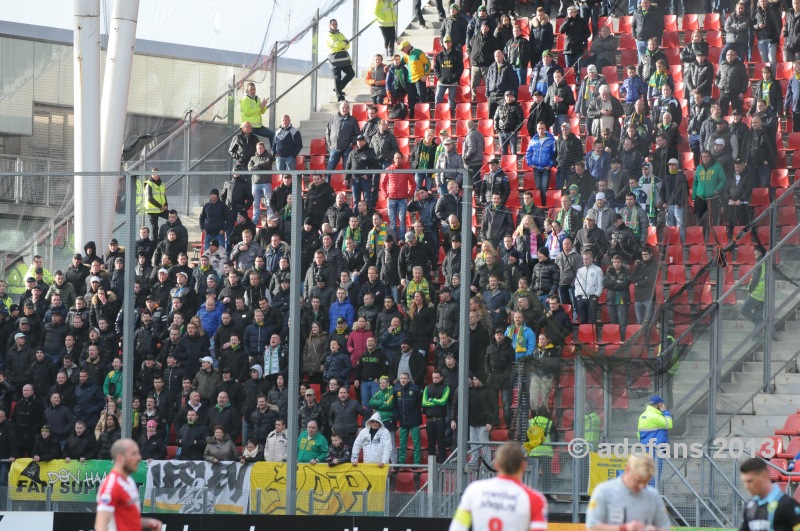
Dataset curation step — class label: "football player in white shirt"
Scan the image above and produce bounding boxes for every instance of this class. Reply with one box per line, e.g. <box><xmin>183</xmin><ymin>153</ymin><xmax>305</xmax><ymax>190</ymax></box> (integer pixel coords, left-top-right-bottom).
<box><xmin>450</xmin><ymin>442</ymin><xmax>548</xmax><ymax>531</ymax></box>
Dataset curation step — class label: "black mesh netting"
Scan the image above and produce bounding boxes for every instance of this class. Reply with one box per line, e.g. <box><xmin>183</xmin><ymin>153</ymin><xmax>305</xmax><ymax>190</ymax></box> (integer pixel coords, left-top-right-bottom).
<box><xmin>503</xmin><ymin>185</ymin><xmax>800</xmax><ymax>442</ymax></box>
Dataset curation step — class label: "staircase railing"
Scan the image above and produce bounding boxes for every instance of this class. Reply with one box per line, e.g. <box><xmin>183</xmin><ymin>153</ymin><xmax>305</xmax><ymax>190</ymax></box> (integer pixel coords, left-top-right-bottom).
<box><xmin>663</xmin><ymin>180</ymin><xmax>800</xmax><ymax>439</ymax></box>
<box><xmin>2</xmin><ymin>0</ymin><xmax>409</xmax><ymax>276</ymax></box>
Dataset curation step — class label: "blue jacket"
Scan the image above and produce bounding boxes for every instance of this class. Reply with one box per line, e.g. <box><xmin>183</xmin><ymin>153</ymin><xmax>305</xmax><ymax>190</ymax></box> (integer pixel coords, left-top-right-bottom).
<box><xmin>637</xmin><ymin>404</ymin><xmax>672</xmax><ymax>445</ymax></box>
<box><xmin>785</xmin><ymin>77</ymin><xmax>800</xmax><ymax>114</ymax></box>
<box><xmin>243</xmin><ymin>321</ymin><xmax>270</xmax><ymax>358</ymax></box>
<box><xmin>329</xmin><ymin>300</ymin><xmax>355</xmax><ymax>333</ymax></box>
<box><xmin>585</xmin><ymin>151</ymin><xmax>611</xmax><ymax>180</ymax></box>
<box><xmin>504</xmin><ymin>324</ymin><xmax>536</xmax><ymax>359</ymax></box>
<box><xmin>196</xmin><ymin>304</ymin><xmax>225</xmax><ymax>341</ymax></box>
<box><xmin>323</xmin><ymin>351</ymin><xmax>352</xmax><ymax>384</ymax></box>
<box><xmin>525</xmin><ymin>133</ymin><xmax>557</xmax><ymax>169</ymax></box>
<box><xmin>199</xmin><ymin>200</ymin><xmax>231</xmax><ymax>235</ymax></box>
<box><xmin>272</xmin><ymin>125</ymin><xmax>303</xmax><ymax>158</ymax></box>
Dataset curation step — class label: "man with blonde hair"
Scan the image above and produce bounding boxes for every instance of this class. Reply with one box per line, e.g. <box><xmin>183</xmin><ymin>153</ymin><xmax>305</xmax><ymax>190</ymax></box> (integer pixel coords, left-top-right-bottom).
<box><xmin>586</xmin><ymin>455</ymin><xmax>670</xmax><ymax>531</ymax></box>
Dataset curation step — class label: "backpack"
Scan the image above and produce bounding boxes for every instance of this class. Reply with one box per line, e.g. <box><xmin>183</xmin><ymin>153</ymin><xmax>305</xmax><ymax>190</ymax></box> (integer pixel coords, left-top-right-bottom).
<box><xmin>389</xmin><ymin>103</ymin><xmax>407</xmax><ymax>120</ymax></box>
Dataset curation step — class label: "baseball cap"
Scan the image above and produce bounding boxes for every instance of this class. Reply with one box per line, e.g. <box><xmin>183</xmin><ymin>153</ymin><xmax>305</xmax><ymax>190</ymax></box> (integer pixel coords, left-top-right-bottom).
<box><xmin>158</xmin><ymin>268</ymin><xmax>169</xmax><ymax>275</ymax></box>
<box><xmin>595</xmin><ymin>192</ymin><xmax>606</xmax><ymax>201</ymax></box>
<box><xmin>668</xmin><ymin>158</ymin><xmax>679</xmax><ymax>165</ymax></box>
<box><xmin>90</xmin><ymin>276</ymin><xmax>101</xmax><ymax>283</ymax></box>
<box><xmin>109</xmin><ymin>238</ymin><xmax>119</xmax><ymax>245</ymax></box>
<box><xmin>504</xmin><ymin>90</ymin><xmax>516</xmax><ymax>97</ymax></box>
<box><xmin>641</xmin><ymin>162</ymin><xmax>651</xmax><ymax>168</ymax></box>
<box><xmin>356</xmin><ymin>134</ymin><xmax>366</xmax><ymax>141</ymax></box>
<box><xmin>200</xmin><ymin>356</ymin><xmax>214</xmax><ymax>364</ymax></box>
<box><xmin>585</xmin><ymin>210</ymin><xmax>597</xmax><ymax>221</ymax></box>
<box><xmin>443</xmin><ymin>137</ymin><xmax>454</xmax><ymax>144</ymax></box>
<box><xmin>714</xmin><ymin>138</ymin><xmax>725</xmax><ymax>145</ymax></box>
<box><xmin>14</xmin><ymin>333</ymin><xmax>25</xmax><ymax>340</ymax></box>
<box><xmin>477</xmin><ymin>5</ymin><xmax>487</xmax><ymax>11</ymax></box>
<box><xmin>399</xmin><ymin>40</ymin><xmax>411</xmax><ymax>49</ymax></box>
<box><xmin>649</xmin><ymin>395</ymin><xmax>665</xmax><ymax>405</ymax></box>
<box><xmin>405</xmin><ymin>231</ymin><xmax>415</xmax><ymax>242</ymax></box>
<box><xmin>305</xmin><ymin>389</ymin><xmax>316</xmax><ymax>396</ymax></box>
<box><xmin>443</xmin><ymin>35</ymin><xmax>452</xmax><ymax>42</ymax></box>
<box><xmin>587</xmin><ymin>65</ymin><xmax>597</xmax><ymax>73</ymax></box>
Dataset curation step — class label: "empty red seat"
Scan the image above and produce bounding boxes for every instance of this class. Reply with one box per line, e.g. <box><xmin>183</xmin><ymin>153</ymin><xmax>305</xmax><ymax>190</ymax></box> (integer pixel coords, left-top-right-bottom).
<box><xmin>775</xmin><ymin>414</ymin><xmax>800</xmax><ymax>436</ymax></box>
<box><xmin>687</xmin><ymin>245</ymin><xmax>707</xmax><ymax>264</ymax></box>
<box><xmin>703</xmin><ymin>13</ymin><xmax>720</xmax><ymax>30</ymax></box>
<box><xmin>578</xmin><ymin>324</ymin><xmax>599</xmax><ymax>350</ymax></box>
<box><xmin>413</xmin><ymin>103</ymin><xmax>431</xmax><ymax>120</ymax></box>
<box><xmin>393</xmin><ymin>120</ymin><xmax>410</xmax><ymax>138</ymax></box>
<box><xmin>684</xmin><ymin>226</ymin><xmax>705</xmax><ymax>245</ymax></box>
<box><xmin>395</xmin><ymin>472</ymin><xmax>416</xmax><ymax>493</ymax></box>
<box><xmin>600</xmin><ymin>324</ymin><xmax>621</xmax><ymax>345</ymax></box>
<box><xmin>310</xmin><ymin>138</ymin><xmax>327</xmax><ymax>156</ymax></box>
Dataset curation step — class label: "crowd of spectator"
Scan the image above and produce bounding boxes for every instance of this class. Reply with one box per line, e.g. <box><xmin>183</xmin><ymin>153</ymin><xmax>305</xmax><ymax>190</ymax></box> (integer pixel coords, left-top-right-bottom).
<box><xmin>0</xmin><ymin>0</ymin><xmax>794</xmax><ymax>482</ymax></box>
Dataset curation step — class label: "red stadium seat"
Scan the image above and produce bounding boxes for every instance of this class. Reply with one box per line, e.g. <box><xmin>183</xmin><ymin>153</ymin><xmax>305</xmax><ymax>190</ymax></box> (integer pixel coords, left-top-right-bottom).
<box><xmin>667</xmin><ymin>264</ymin><xmax>686</xmax><ymax>284</ymax></box>
<box><xmin>618</xmin><ymin>16</ymin><xmax>632</xmax><ymax>33</ymax></box>
<box><xmin>578</xmin><ymin>324</ymin><xmax>599</xmax><ymax>350</ymax></box>
<box><xmin>393</xmin><ymin>120</ymin><xmax>410</xmax><ymax>138</ymax></box>
<box><xmin>684</xmin><ymin>226</ymin><xmax>705</xmax><ymax>245</ymax></box>
<box><xmin>772</xmin><ymin>169</ymin><xmax>790</xmax><ymax>188</ymax></box>
<box><xmin>703</xmin><ymin>13</ymin><xmax>721</xmax><ymax>30</ymax></box>
<box><xmin>455</xmin><ymin>103</ymin><xmax>472</xmax><ymax>120</ymax></box>
<box><xmin>775</xmin><ymin>414</ymin><xmax>800</xmax><ymax>436</ymax></box>
<box><xmin>310</xmin><ymin>138</ymin><xmax>327</xmax><ymax>156</ymax></box>
<box><xmin>395</xmin><ymin>472</ymin><xmax>416</xmax><ymax>493</ymax></box>
<box><xmin>434</xmin><ymin>103</ymin><xmax>451</xmax><ymax>120</ymax></box>
<box><xmin>687</xmin><ymin>245</ymin><xmax>707</xmax><ymax>264</ymax></box>
<box><xmin>682</xmin><ymin>14</ymin><xmax>699</xmax><ymax>30</ymax></box>
<box><xmin>413</xmin><ymin>103</ymin><xmax>431</xmax><ymax>120</ymax></box>
<box><xmin>777</xmin><ymin>439</ymin><xmax>800</xmax><ymax>461</ymax></box>
<box><xmin>666</xmin><ymin>244</ymin><xmax>684</xmax><ymax>265</ymax></box>
<box><xmin>664</xmin><ymin>15</ymin><xmax>678</xmax><ymax>31</ymax></box>
<box><xmin>478</xmin><ymin>119</ymin><xmax>494</xmax><ymax>136</ymax></box>
<box><xmin>705</xmin><ymin>30</ymin><xmax>723</xmax><ymax>47</ymax></box>
<box><xmin>476</xmin><ymin>102</ymin><xmax>490</xmax><ymax>119</ymax></box>
<box><xmin>600</xmin><ymin>324</ymin><xmax>622</xmax><ymax>345</ymax></box>
<box><xmin>351</xmin><ymin>103</ymin><xmax>368</xmax><ymax>121</ymax></box>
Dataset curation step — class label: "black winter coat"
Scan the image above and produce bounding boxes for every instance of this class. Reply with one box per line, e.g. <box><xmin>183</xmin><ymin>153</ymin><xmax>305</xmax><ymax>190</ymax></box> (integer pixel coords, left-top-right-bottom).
<box><xmin>64</xmin><ymin>429</ymin><xmax>98</xmax><ymax>459</ymax></box>
<box><xmin>32</xmin><ymin>433</ymin><xmax>62</xmax><ymax>461</ymax></box>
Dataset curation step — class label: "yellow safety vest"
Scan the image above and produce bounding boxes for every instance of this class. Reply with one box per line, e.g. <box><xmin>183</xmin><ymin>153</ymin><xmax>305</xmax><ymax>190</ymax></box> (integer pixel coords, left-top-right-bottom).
<box><xmin>144</xmin><ymin>179</ymin><xmax>167</xmax><ymax>215</ymax></box>
<box><xmin>527</xmin><ymin>416</ymin><xmax>553</xmax><ymax>458</ymax></box>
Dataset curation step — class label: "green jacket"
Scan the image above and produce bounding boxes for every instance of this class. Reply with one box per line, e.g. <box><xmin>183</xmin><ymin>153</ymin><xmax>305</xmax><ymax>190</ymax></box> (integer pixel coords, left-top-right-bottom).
<box><xmin>297</xmin><ymin>431</ymin><xmax>329</xmax><ymax>462</ymax></box>
<box><xmin>369</xmin><ymin>387</ymin><xmax>395</xmax><ymax>425</ymax></box>
<box><xmin>692</xmin><ymin>162</ymin><xmax>726</xmax><ymax>200</ymax></box>
<box><xmin>103</xmin><ymin>369</ymin><xmax>123</xmax><ymax>400</ymax></box>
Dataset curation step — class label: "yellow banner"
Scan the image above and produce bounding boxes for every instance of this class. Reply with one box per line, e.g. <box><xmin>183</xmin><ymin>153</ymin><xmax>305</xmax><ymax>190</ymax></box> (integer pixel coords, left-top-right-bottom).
<box><xmin>588</xmin><ymin>453</ymin><xmax>627</xmax><ymax>495</ymax></box>
<box><xmin>249</xmin><ymin>462</ymin><xmax>388</xmax><ymax>515</ymax></box>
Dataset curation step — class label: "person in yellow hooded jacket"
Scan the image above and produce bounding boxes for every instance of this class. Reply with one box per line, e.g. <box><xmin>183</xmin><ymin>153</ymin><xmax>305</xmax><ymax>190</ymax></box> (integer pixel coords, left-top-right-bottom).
<box><xmin>328</xmin><ymin>19</ymin><xmax>356</xmax><ymax>102</ymax></box>
<box><xmin>375</xmin><ymin>0</ymin><xmax>398</xmax><ymax>58</ymax></box>
<box><xmin>399</xmin><ymin>41</ymin><xmax>431</xmax><ymax>119</ymax></box>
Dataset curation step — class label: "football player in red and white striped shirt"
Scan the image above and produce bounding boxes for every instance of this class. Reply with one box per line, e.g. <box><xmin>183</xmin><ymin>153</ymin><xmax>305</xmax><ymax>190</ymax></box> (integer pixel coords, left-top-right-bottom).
<box><xmin>95</xmin><ymin>439</ymin><xmax>162</xmax><ymax>531</ymax></box>
<box><xmin>450</xmin><ymin>442</ymin><xmax>548</xmax><ymax>531</ymax></box>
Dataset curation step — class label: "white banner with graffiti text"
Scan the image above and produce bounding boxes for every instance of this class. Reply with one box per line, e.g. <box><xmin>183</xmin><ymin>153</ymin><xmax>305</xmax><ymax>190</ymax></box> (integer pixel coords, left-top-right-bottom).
<box><xmin>144</xmin><ymin>460</ymin><xmax>252</xmax><ymax>514</ymax></box>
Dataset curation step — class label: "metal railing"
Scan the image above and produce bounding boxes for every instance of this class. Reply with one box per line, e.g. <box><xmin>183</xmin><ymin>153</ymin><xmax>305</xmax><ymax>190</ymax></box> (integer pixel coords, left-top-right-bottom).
<box><xmin>660</xmin><ymin>180</ymin><xmax>800</xmax><ymax>438</ymax></box>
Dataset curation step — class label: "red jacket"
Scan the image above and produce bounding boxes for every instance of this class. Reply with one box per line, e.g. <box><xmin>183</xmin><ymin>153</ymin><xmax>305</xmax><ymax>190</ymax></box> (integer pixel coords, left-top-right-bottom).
<box><xmin>380</xmin><ymin>164</ymin><xmax>416</xmax><ymax>199</ymax></box>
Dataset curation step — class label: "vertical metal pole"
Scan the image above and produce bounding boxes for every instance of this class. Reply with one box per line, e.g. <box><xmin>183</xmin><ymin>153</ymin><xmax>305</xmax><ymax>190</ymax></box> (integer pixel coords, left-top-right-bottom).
<box><xmin>708</xmin><ymin>275</ymin><xmax>721</xmax><ymax>445</ymax></box>
<box><xmin>352</xmin><ymin>0</ymin><xmax>360</xmax><ymax>77</ymax></box>
<box><xmin>427</xmin><ymin>454</ymin><xmax>435</xmax><ymax>517</ymax></box>
<box><xmin>572</xmin><ymin>356</ymin><xmax>585</xmax><ymax>523</ymax></box>
<box><xmin>311</xmin><ymin>9</ymin><xmax>320</xmax><ymax>114</ymax></box>
<box><xmin>120</xmin><ymin>173</ymin><xmax>137</xmax><ymax>439</ymax></box>
<box><xmin>602</xmin><ymin>369</ymin><xmax>611</xmax><ymax>441</ymax></box>
<box><xmin>763</xmin><ymin>210</ymin><xmax>776</xmax><ymax>391</ymax></box>
<box><xmin>100</xmin><ymin>0</ymin><xmax>141</xmax><ymax>248</ymax></box>
<box><xmin>73</xmin><ymin>0</ymin><xmax>101</xmax><ymax>255</ymax></box>
<box><xmin>184</xmin><ymin>110</ymin><xmax>192</xmax><ymax>216</ymax></box>
<box><xmin>456</xmin><ymin>168</ymin><xmax>472</xmax><ymax>495</ymax></box>
<box><xmin>269</xmin><ymin>43</ymin><xmax>279</xmax><ymax>132</ymax></box>
<box><xmin>228</xmin><ymin>75</ymin><xmax>236</xmax><ymax>128</ymax></box>
<box><xmin>285</xmin><ymin>170</ymin><xmax>303</xmax><ymax>514</ymax></box>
